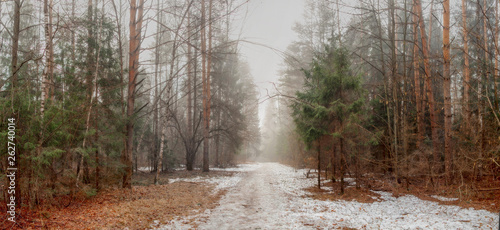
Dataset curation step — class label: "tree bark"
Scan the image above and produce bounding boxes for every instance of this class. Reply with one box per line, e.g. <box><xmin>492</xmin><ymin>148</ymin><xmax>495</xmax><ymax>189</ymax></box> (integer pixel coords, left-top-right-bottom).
<box><xmin>187</xmin><ymin>10</ymin><xmax>193</xmax><ymax>156</ymax></box>
<box><xmin>340</xmin><ymin>136</ymin><xmax>345</xmax><ymax>195</ymax></box>
<box><xmin>389</xmin><ymin>0</ymin><xmax>399</xmax><ymax>182</ymax></box>
<box><xmin>10</xmin><ymin>0</ymin><xmax>21</xmax><ymax>211</ymax></box>
<box><xmin>123</xmin><ymin>0</ymin><xmax>144</xmax><ymax>189</ymax></box>
<box><xmin>155</xmin><ymin>121</ymin><xmax>166</xmax><ymax>185</ymax></box>
<box><xmin>317</xmin><ymin>140</ymin><xmax>321</xmax><ymax>189</ymax></box>
<box><xmin>201</xmin><ymin>0</ymin><xmax>210</xmax><ymax>172</ymax></box>
<box><xmin>41</xmin><ymin>0</ymin><xmax>53</xmax><ymax>117</ymax></box>
<box><xmin>461</xmin><ymin>0</ymin><xmax>471</xmax><ymax>132</ymax></box>
<box><xmin>443</xmin><ymin>0</ymin><xmax>452</xmax><ymax>180</ymax></box>
<box><xmin>11</xmin><ymin>0</ymin><xmax>20</xmax><ymax>88</ymax></box>
<box><xmin>412</xmin><ymin>1</ymin><xmax>424</xmax><ymax>149</ymax></box>
<box><xmin>495</xmin><ymin>0</ymin><xmax>499</xmax><ymax>112</ymax></box>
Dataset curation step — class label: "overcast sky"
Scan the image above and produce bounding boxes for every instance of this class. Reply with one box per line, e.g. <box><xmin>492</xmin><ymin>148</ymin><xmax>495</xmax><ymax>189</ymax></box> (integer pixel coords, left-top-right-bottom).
<box><xmin>233</xmin><ymin>0</ymin><xmax>305</xmax><ymax>126</ymax></box>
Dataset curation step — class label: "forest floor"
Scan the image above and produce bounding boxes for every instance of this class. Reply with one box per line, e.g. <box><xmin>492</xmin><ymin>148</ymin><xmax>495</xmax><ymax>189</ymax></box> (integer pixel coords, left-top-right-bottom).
<box><xmin>2</xmin><ymin>162</ymin><xmax>499</xmax><ymax>229</ymax></box>
<box><xmin>2</xmin><ymin>170</ymin><xmax>234</xmax><ymax>229</ymax></box>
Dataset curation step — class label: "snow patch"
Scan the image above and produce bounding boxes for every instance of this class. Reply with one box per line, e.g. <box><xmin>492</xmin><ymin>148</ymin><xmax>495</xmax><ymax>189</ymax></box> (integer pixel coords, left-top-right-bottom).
<box><xmin>431</xmin><ymin>195</ymin><xmax>459</xmax><ymax>202</ymax></box>
<box><xmin>168</xmin><ymin>164</ymin><xmax>261</xmax><ymax>194</ymax></box>
<box><xmin>137</xmin><ymin>166</ymin><xmax>153</xmax><ymax>172</ymax></box>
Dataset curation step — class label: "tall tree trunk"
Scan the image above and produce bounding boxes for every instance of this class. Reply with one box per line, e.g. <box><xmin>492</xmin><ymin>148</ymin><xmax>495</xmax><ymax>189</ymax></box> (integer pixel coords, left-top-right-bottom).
<box><xmin>41</xmin><ymin>0</ymin><xmax>53</xmax><ymax>117</ymax></box>
<box><xmin>402</xmin><ymin>0</ymin><xmax>410</xmax><ymax>184</ymax></box>
<box><xmin>80</xmin><ymin>0</ymin><xmax>94</xmax><ymax>185</ymax></box>
<box><xmin>495</xmin><ymin>0</ymin><xmax>499</xmax><ymax>112</ymax></box>
<box><xmin>427</xmin><ymin>0</ymin><xmax>434</xmax><ymax>52</ymax></box>
<box><xmin>478</xmin><ymin>0</ymin><xmax>488</xmax><ymax>179</ymax></box>
<box><xmin>153</xmin><ymin>0</ymin><xmax>161</xmax><ymax>178</ymax></box>
<box><xmin>443</xmin><ymin>0</ymin><xmax>452</xmax><ymax>181</ymax></box>
<box><xmin>389</xmin><ymin>0</ymin><xmax>399</xmax><ymax>181</ymax></box>
<box><xmin>373</xmin><ymin>0</ymin><xmax>391</xmax><ymax>171</ymax></box>
<box><xmin>11</xmin><ymin>0</ymin><xmax>22</xmax><ymax>211</ymax></box>
<box><xmin>415</xmin><ymin>0</ymin><xmax>439</xmax><ymax>172</ymax></box>
<box><xmin>201</xmin><ymin>0</ymin><xmax>210</xmax><ymax>172</ymax></box>
<box><xmin>462</xmin><ymin>0</ymin><xmax>471</xmax><ymax>132</ymax></box>
<box><xmin>413</xmin><ymin>1</ymin><xmax>424</xmax><ymax>149</ymax></box>
<box><xmin>123</xmin><ymin>0</ymin><xmax>144</xmax><ymax>189</ymax></box>
<box><xmin>187</xmin><ymin>11</ymin><xmax>193</xmax><ymax>156</ymax></box>
<box><xmin>206</xmin><ymin>0</ymin><xmax>213</xmax><ymax>169</ymax></box>
<box><xmin>11</xmin><ymin>0</ymin><xmax>20</xmax><ymax>88</ymax></box>
<box><xmin>71</xmin><ymin>0</ymin><xmax>76</xmax><ymax>65</ymax></box>
<box><xmin>111</xmin><ymin>0</ymin><xmax>125</xmax><ymax>116</ymax></box>
<box><xmin>48</xmin><ymin>0</ymin><xmax>54</xmax><ymax>101</ymax></box>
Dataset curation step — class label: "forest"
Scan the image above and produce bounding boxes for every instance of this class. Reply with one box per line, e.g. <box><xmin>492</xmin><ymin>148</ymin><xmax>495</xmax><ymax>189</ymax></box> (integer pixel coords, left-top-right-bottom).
<box><xmin>265</xmin><ymin>0</ymin><xmax>500</xmax><ymax>194</ymax></box>
<box><xmin>0</xmin><ymin>0</ymin><xmax>499</xmax><ymax>229</ymax></box>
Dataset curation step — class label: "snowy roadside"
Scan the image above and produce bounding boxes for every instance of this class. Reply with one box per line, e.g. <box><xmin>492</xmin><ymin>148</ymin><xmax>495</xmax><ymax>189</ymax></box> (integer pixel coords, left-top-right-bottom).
<box><xmin>167</xmin><ymin>163</ymin><xmax>262</xmax><ymax>194</ymax></box>
<box><xmin>156</xmin><ymin>163</ymin><xmax>499</xmax><ymax>229</ymax></box>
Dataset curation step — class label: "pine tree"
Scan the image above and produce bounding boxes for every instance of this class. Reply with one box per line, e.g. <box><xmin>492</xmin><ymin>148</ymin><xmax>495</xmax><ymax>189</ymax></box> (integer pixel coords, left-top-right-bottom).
<box><xmin>292</xmin><ymin>45</ymin><xmax>365</xmax><ymax>193</ymax></box>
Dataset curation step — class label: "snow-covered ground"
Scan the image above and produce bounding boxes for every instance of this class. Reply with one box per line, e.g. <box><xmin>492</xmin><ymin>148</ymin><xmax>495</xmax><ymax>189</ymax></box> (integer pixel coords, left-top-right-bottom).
<box><xmin>167</xmin><ymin>164</ymin><xmax>262</xmax><ymax>194</ymax></box>
<box><xmin>431</xmin><ymin>195</ymin><xmax>460</xmax><ymax>202</ymax></box>
<box><xmin>157</xmin><ymin>163</ymin><xmax>499</xmax><ymax>229</ymax></box>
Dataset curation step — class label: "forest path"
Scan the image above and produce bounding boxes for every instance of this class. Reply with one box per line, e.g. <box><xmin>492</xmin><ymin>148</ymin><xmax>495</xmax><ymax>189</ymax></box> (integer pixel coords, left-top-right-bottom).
<box><xmin>198</xmin><ymin>162</ymin><xmax>293</xmax><ymax>229</ymax></box>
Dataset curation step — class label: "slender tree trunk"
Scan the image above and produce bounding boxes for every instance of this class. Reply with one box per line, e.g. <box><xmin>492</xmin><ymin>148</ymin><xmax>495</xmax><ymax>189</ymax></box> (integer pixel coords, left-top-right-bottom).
<box><xmin>478</xmin><ymin>0</ymin><xmax>488</xmax><ymax>179</ymax></box>
<box><xmin>413</xmin><ymin>1</ymin><xmax>424</xmax><ymax>149</ymax></box>
<box><xmin>48</xmin><ymin>0</ymin><xmax>54</xmax><ymax>101</ymax></box>
<box><xmin>389</xmin><ymin>0</ymin><xmax>399</xmax><ymax>181</ymax></box>
<box><xmin>374</xmin><ymin>0</ymin><xmax>391</xmax><ymax>172</ymax></box>
<box><xmin>153</xmin><ymin>0</ymin><xmax>161</xmax><ymax>177</ymax></box>
<box><xmin>331</xmin><ymin>144</ymin><xmax>336</xmax><ymax>182</ymax></box>
<box><xmin>462</xmin><ymin>0</ymin><xmax>471</xmax><ymax>132</ymax></box>
<box><xmin>427</xmin><ymin>0</ymin><xmax>434</xmax><ymax>52</ymax></box>
<box><xmin>155</xmin><ymin>121</ymin><xmax>166</xmax><ymax>185</ymax></box>
<box><xmin>94</xmin><ymin>81</ymin><xmax>99</xmax><ymax>189</ymax></box>
<box><xmin>215</xmin><ymin>89</ymin><xmax>221</xmax><ymax>167</ymax></box>
<box><xmin>111</xmin><ymin>0</ymin><xmax>128</xmax><ymax>177</ymax></box>
<box><xmin>402</xmin><ymin>0</ymin><xmax>409</xmax><ymax>185</ymax></box>
<box><xmin>41</xmin><ymin>0</ymin><xmax>53</xmax><ymax>117</ymax></box>
<box><xmin>201</xmin><ymin>0</ymin><xmax>210</xmax><ymax>172</ymax></box>
<box><xmin>340</xmin><ymin>136</ymin><xmax>345</xmax><ymax>195</ymax></box>
<box><xmin>443</xmin><ymin>0</ymin><xmax>452</xmax><ymax>181</ymax></box>
<box><xmin>82</xmin><ymin>0</ymin><xmax>94</xmax><ymax>185</ymax></box>
<box><xmin>415</xmin><ymin>0</ymin><xmax>439</xmax><ymax>172</ymax></box>
<box><xmin>123</xmin><ymin>0</ymin><xmax>137</xmax><ymax>189</ymax></box>
<box><xmin>317</xmin><ymin>140</ymin><xmax>321</xmax><ymax>189</ymax></box>
<box><xmin>10</xmin><ymin>0</ymin><xmax>21</xmax><ymax>211</ymax></box>
<box><xmin>123</xmin><ymin>0</ymin><xmax>144</xmax><ymax>189</ymax></box>
<box><xmin>187</xmin><ymin>11</ymin><xmax>193</xmax><ymax>156</ymax></box>
<box><xmin>71</xmin><ymin>0</ymin><xmax>76</xmax><ymax>65</ymax></box>
<box><xmin>111</xmin><ymin>0</ymin><xmax>125</xmax><ymax>116</ymax></box>
<box><xmin>206</xmin><ymin>0</ymin><xmax>213</xmax><ymax>170</ymax></box>
<box><xmin>495</xmin><ymin>0</ymin><xmax>499</xmax><ymax>112</ymax></box>
<box><xmin>11</xmin><ymin>0</ymin><xmax>20</xmax><ymax>88</ymax></box>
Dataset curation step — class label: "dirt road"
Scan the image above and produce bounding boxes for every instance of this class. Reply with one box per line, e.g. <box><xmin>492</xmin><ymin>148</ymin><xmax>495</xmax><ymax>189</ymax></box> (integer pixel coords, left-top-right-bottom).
<box><xmin>199</xmin><ymin>163</ymin><xmax>293</xmax><ymax>229</ymax></box>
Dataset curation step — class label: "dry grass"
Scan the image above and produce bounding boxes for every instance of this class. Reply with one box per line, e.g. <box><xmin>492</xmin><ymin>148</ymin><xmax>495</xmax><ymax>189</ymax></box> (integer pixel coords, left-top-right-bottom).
<box><xmin>305</xmin><ymin>181</ymin><xmax>381</xmax><ymax>203</ymax></box>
